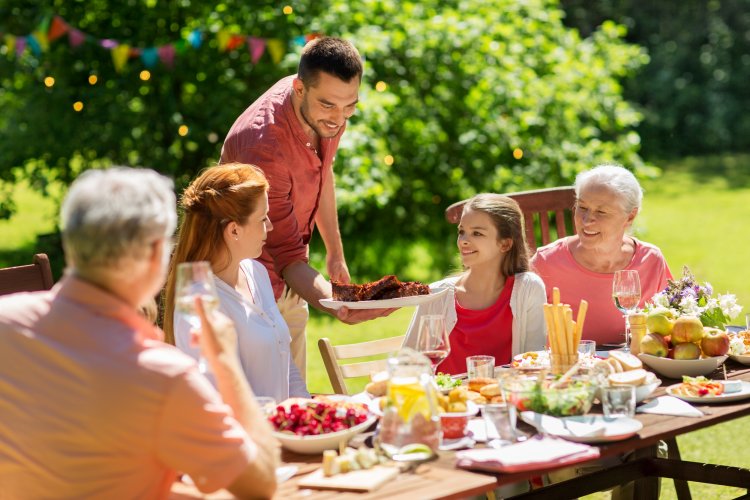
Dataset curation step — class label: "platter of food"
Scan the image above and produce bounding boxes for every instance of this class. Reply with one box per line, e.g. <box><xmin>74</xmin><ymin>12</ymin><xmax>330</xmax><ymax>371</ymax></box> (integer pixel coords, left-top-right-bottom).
<box><xmin>512</xmin><ymin>350</ymin><xmax>550</xmax><ymax>370</ymax></box>
<box><xmin>320</xmin><ymin>283</ymin><xmax>449</xmax><ymax>310</ymax></box>
<box><xmin>728</xmin><ymin>330</ymin><xmax>750</xmax><ymax>365</ymax></box>
<box><xmin>666</xmin><ymin>377</ymin><xmax>750</xmax><ymax>404</ymax></box>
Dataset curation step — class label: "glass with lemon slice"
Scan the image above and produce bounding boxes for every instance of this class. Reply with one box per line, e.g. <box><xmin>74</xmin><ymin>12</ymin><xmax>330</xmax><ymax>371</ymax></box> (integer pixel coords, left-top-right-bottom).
<box><xmin>377</xmin><ymin>348</ymin><xmax>441</xmax><ymax>458</ymax></box>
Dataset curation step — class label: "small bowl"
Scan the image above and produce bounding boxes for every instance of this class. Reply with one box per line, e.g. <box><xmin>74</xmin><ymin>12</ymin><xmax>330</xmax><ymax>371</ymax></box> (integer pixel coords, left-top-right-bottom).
<box><xmin>637</xmin><ymin>354</ymin><xmax>728</xmax><ymax>379</ymax></box>
<box><xmin>439</xmin><ymin>401</ymin><xmax>479</xmax><ymax>439</ymax></box>
<box><xmin>273</xmin><ymin>414</ymin><xmax>377</xmax><ymax>454</ymax></box>
<box><xmin>502</xmin><ymin>375</ymin><xmax>597</xmax><ymax>417</ymax></box>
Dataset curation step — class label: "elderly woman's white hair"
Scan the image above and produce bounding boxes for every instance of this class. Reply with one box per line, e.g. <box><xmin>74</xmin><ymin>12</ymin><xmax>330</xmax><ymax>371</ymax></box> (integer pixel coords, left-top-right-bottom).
<box><xmin>574</xmin><ymin>163</ymin><xmax>643</xmax><ymax>214</ymax></box>
<box><xmin>61</xmin><ymin>167</ymin><xmax>177</xmax><ymax>274</ymax></box>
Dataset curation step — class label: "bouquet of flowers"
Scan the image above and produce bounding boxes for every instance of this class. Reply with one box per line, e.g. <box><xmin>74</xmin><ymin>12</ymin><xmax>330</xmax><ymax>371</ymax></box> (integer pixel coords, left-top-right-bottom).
<box><xmin>647</xmin><ymin>266</ymin><xmax>742</xmax><ymax>329</ymax></box>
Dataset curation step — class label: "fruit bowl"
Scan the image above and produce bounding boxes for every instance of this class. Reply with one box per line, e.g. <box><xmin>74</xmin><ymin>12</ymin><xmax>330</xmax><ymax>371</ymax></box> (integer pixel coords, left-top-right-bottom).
<box><xmin>638</xmin><ymin>353</ymin><xmax>728</xmax><ymax>379</ymax></box>
<box><xmin>272</xmin><ymin>414</ymin><xmax>377</xmax><ymax>454</ymax></box>
<box><xmin>502</xmin><ymin>375</ymin><xmax>598</xmax><ymax>417</ymax></box>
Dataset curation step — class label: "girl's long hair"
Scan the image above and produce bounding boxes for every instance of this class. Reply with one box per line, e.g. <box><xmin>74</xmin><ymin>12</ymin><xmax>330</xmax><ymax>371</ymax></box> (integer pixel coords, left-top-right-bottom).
<box><xmin>162</xmin><ymin>163</ymin><xmax>269</xmax><ymax>344</ymax></box>
<box><xmin>463</xmin><ymin>193</ymin><xmax>529</xmax><ymax>278</ymax></box>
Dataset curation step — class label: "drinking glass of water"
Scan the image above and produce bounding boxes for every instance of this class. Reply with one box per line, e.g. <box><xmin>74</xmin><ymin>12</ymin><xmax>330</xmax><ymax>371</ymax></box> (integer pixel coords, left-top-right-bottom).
<box><xmin>175</xmin><ymin>261</ymin><xmax>220</xmax><ymax>374</ymax></box>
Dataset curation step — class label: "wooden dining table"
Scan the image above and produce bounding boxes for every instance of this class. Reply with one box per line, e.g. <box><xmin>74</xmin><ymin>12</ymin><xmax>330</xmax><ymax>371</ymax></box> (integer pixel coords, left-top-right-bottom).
<box><xmin>171</xmin><ymin>359</ymin><xmax>750</xmax><ymax>499</ymax></box>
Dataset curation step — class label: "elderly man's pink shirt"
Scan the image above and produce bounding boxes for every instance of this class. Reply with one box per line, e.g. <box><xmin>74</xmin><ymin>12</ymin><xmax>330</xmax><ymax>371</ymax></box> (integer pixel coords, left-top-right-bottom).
<box><xmin>0</xmin><ymin>277</ymin><xmax>256</xmax><ymax>498</ymax></box>
<box><xmin>531</xmin><ymin>237</ymin><xmax>672</xmax><ymax>345</ymax></box>
<box><xmin>220</xmin><ymin>75</ymin><xmax>344</xmax><ymax>299</ymax></box>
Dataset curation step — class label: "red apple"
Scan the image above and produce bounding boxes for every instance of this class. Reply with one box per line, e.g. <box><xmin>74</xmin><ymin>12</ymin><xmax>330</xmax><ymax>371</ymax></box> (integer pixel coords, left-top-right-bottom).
<box><xmin>673</xmin><ymin>342</ymin><xmax>701</xmax><ymax>360</ymax></box>
<box><xmin>701</xmin><ymin>328</ymin><xmax>730</xmax><ymax>357</ymax></box>
<box><xmin>667</xmin><ymin>347</ymin><xmax>675</xmax><ymax>359</ymax></box>
<box><xmin>672</xmin><ymin>316</ymin><xmax>704</xmax><ymax>344</ymax></box>
<box><xmin>663</xmin><ymin>335</ymin><xmax>673</xmax><ymax>348</ymax></box>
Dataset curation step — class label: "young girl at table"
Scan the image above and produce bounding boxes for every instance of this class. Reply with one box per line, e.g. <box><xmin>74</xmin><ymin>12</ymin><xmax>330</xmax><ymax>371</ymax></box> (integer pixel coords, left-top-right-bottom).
<box><xmin>163</xmin><ymin>163</ymin><xmax>309</xmax><ymax>402</ymax></box>
<box><xmin>404</xmin><ymin>193</ymin><xmax>547</xmax><ymax>374</ymax></box>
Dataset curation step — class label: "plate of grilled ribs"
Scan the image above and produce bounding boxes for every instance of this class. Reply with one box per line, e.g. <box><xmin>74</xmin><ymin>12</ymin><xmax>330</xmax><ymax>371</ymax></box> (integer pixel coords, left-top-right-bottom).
<box><xmin>320</xmin><ymin>275</ymin><xmax>449</xmax><ymax>310</ymax></box>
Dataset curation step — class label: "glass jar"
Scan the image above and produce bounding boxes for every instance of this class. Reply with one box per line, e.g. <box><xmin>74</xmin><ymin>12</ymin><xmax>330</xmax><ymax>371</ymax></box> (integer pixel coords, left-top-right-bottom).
<box><xmin>377</xmin><ymin>348</ymin><xmax>441</xmax><ymax>456</ymax></box>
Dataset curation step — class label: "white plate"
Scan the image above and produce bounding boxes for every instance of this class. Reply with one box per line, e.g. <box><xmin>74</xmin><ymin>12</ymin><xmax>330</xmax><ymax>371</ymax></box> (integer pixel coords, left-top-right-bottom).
<box><xmin>520</xmin><ymin>411</ymin><xmax>642</xmax><ymax>443</ymax></box>
<box><xmin>638</xmin><ymin>353</ymin><xmax>727</xmax><ymax>379</ymax></box>
<box><xmin>634</xmin><ymin>377</ymin><xmax>662</xmax><ymax>403</ymax></box>
<box><xmin>440</xmin><ymin>435</ymin><xmax>476</xmax><ymax>451</ymax></box>
<box><xmin>320</xmin><ymin>286</ymin><xmax>450</xmax><ymax>310</ymax></box>
<box><xmin>729</xmin><ymin>354</ymin><xmax>750</xmax><ymax>365</ymax></box>
<box><xmin>665</xmin><ymin>380</ymin><xmax>750</xmax><ymax>404</ymax></box>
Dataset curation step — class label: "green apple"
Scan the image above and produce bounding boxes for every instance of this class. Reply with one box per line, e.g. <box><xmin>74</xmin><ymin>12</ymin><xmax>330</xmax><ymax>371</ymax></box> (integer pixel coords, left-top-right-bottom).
<box><xmin>671</xmin><ymin>316</ymin><xmax>704</xmax><ymax>344</ymax></box>
<box><xmin>646</xmin><ymin>310</ymin><xmax>675</xmax><ymax>336</ymax></box>
<box><xmin>672</xmin><ymin>342</ymin><xmax>701</xmax><ymax>360</ymax></box>
<box><xmin>640</xmin><ymin>333</ymin><xmax>669</xmax><ymax>357</ymax></box>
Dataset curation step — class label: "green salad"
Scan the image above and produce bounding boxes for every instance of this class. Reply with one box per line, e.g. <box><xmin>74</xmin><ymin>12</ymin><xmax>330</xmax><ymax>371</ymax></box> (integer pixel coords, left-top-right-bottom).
<box><xmin>507</xmin><ymin>378</ymin><xmax>595</xmax><ymax>417</ymax></box>
<box><xmin>435</xmin><ymin>372</ymin><xmax>462</xmax><ymax>390</ymax></box>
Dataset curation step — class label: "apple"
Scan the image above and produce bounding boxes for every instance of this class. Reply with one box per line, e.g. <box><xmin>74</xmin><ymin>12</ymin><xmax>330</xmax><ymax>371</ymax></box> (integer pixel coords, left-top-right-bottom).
<box><xmin>673</xmin><ymin>342</ymin><xmax>701</xmax><ymax>360</ymax></box>
<box><xmin>671</xmin><ymin>316</ymin><xmax>704</xmax><ymax>344</ymax></box>
<box><xmin>641</xmin><ymin>333</ymin><xmax>669</xmax><ymax>357</ymax></box>
<box><xmin>646</xmin><ymin>309</ymin><xmax>675</xmax><ymax>336</ymax></box>
<box><xmin>663</xmin><ymin>335</ymin><xmax>673</xmax><ymax>348</ymax></box>
<box><xmin>701</xmin><ymin>328</ymin><xmax>730</xmax><ymax>357</ymax></box>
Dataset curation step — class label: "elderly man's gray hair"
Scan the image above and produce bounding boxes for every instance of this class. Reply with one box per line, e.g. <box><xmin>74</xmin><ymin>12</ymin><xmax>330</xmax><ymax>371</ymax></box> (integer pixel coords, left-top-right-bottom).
<box><xmin>574</xmin><ymin>163</ymin><xmax>643</xmax><ymax>213</ymax></box>
<box><xmin>61</xmin><ymin>167</ymin><xmax>177</xmax><ymax>270</ymax></box>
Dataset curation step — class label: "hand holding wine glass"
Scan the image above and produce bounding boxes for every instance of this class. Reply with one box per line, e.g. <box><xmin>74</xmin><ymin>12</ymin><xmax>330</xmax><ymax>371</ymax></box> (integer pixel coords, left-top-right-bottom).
<box><xmin>415</xmin><ymin>314</ymin><xmax>450</xmax><ymax>375</ymax></box>
<box><xmin>175</xmin><ymin>261</ymin><xmax>221</xmax><ymax>374</ymax></box>
<box><xmin>612</xmin><ymin>270</ymin><xmax>641</xmax><ymax>353</ymax></box>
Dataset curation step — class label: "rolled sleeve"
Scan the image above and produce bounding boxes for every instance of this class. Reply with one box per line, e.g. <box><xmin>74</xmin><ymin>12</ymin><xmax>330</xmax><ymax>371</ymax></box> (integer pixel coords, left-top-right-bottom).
<box><xmin>156</xmin><ymin>369</ymin><xmax>256</xmax><ymax>493</ymax></box>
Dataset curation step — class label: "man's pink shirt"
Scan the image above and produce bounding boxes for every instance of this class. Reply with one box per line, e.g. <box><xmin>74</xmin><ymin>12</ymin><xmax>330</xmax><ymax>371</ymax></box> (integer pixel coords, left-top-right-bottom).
<box><xmin>531</xmin><ymin>237</ymin><xmax>672</xmax><ymax>345</ymax></box>
<box><xmin>221</xmin><ymin>75</ymin><xmax>344</xmax><ymax>299</ymax></box>
<box><xmin>0</xmin><ymin>277</ymin><xmax>255</xmax><ymax>498</ymax></box>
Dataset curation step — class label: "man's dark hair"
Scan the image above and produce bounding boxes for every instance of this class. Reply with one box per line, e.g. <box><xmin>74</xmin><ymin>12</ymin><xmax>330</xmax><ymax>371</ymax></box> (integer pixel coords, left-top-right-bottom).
<box><xmin>298</xmin><ymin>37</ymin><xmax>363</xmax><ymax>87</ymax></box>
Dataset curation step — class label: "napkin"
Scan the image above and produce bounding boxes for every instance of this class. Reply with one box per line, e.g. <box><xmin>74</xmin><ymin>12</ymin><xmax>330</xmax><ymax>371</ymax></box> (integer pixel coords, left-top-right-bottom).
<box><xmin>455</xmin><ymin>436</ymin><xmax>600</xmax><ymax>473</ymax></box>
<box><xmin>636</xmin><ymin>396</ymin><xmax>703</xmax><ymax>417</ymax></box>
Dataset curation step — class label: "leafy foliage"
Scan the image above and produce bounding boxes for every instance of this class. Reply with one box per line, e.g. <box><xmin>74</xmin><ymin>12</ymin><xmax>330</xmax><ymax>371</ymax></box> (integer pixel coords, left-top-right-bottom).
<box><xmin>1</xmin><ymin>0</ymin><xmax>647</xmax><ymax>279</ymax></box>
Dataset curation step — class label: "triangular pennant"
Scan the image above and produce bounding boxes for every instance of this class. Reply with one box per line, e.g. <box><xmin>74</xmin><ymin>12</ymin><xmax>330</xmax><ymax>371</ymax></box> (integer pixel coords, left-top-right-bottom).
<box><xmin>26</xmin><ymin>35</ymin><xmax>41</xmax><ymax>56</ymax></box>
<box><xmin>68</xmin><ymin>29</ymin><xmax>85</xmax><ymax>47</ymax></box>
<box><xmin>32</xmin><ymin>30</ymin><xmax>49</xmax><ymax>52</ymax></box>
<box><xmin>100</xmin><ymin>38</ymin><xmax>118</xmax><ymax>49</ymax></box>
<box><xmin>47</xmin><ymin>16</ymin><xmax>69</xmax><ymax>42</ymax></box>
<box><xmin>158</xmin><ymin>44</ymin><xmax>175</xmax><ymax>68</ymax></box>
<box><xmin>4</xmin><ymin>35</ymin><xmax>16</xmax><ymax>56</ymax></box>
<box><xmin>293</xmin><ymin>35</ymin><xmax>306</xmax><ymax>47</ymax></box>
<box><xmin>187</xmin><ymin>29</ymin><xmax>202</xmax><ymax>48</ymax></box>
<box><xmin>266</xmin><ymin>39</ymin><xmax>285</xmax><ymax>64</ymax></box>
<box><xmin>15</xmin><ymin>37</ymin><xmax>26</xmax><ymax>57</ymax></box>
<box><xmin>141</xmin><ymin>47</ymin><xmax>158</xmax><ymax>68</ymax></box>
<box><xmin>217</xmin><ymin>30</ymin><xmax>231</xmax><ymax>51</ymax></box>
<box><xmin>129</xmin><ymin>47</ymin><xmax>141</xmax><ymax>57</ymax></box>
<box><xmin>306</xmin><ymin>33</ymin><xmax>322</xmax><ymax>43</ymax></box>
<box><xmin>226</xmin><ymin>34</ymin><xmax>245</xmax><ymax>51</ymax></box>
<box><xmin>112</xmin><ymin>44</ymin><xmax>130</xmax><ymax>73</ymax></box>
<box><xmin>248</xmin><ymin>37</ymin><xmax>266</xmax><ymax>64</ymax></box>
<box><xmin>37</xmin><ymin>15</ymin><xmax>51</xmax><ymax>34</ymax></box>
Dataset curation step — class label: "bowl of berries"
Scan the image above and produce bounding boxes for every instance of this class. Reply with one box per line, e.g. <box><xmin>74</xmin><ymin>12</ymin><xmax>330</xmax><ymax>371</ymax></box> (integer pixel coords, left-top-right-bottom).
<box><xmin>269</xmin><ymin>398</ymin><xmax>376</xmax><ymax>454</ymax></box>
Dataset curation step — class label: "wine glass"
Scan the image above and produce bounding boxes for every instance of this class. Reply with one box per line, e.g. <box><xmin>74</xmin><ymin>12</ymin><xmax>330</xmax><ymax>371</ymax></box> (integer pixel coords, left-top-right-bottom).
<box><xmin>415</xmin><ymin>314</ymin><xmax>450</xmax><ymax>375</ymax></box>
<box><xmin>612</xmin><ymin>270</ymin><xmax>641</xmax><ymax>353</ymax></box>
<box><xmin>175</xmin><ymin>261</ymin><xmax>221</xmax><ymax>374</ymax></box>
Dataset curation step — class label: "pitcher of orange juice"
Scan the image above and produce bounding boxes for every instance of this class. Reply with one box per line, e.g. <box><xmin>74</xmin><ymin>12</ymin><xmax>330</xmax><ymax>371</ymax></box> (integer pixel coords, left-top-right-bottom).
<box><xmin>377</xmin><ymin>348</ymin><xmax>441</xmax><ymax>457</ymax></box>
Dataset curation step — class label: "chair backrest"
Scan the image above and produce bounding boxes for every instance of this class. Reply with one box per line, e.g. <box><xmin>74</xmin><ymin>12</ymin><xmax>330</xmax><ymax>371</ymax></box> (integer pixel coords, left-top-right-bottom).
<box><xmin>318</xmin><ymin>335</ymin><xmax>405</xmax><ymax>395</ymax></box>
<box><xmin>0</xmin><ymin>253</ymin><xmax>55</xmax><ymax>296</ymax></box>
<box><xmin>444</xmin><ymin>186</ymin><xmax>577</xmax><ymax>252</ymax></box>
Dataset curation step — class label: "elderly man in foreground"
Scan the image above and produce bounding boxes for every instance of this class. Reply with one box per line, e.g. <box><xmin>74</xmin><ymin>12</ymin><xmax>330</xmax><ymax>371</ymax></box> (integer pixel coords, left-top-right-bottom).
<box><xmin>0</xmin><ymin>168</ymin><xmax>279</xmax><ymax>498</ymax></box>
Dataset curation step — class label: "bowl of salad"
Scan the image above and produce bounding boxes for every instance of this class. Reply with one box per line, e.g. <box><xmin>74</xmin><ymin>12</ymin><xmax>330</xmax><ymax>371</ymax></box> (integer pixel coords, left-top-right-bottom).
<box><xmin>502</xmin><ymin>374</ymin><xmax>597</xmax><ymax>417</ymax></box>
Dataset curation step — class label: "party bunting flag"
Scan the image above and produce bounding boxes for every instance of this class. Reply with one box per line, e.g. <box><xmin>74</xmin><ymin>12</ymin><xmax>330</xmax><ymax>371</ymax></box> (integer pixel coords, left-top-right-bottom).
<box><xmin>217</xmin><ymin>30</ymin><xmax>231</xmax><ymax>51</ymax></box>
<box><xmin>27</xmin><ymin>35</ymin><xmax>41</xmax><ymax>56</ymax></box>
<box><xmin>15</xmin><ymin>37</ymin><xmax>27</xmax><ymax>57</ymax></box>
<box><xmin>248</xmin><ymin>37</ymin><xmax>266</xmax><ymax>64</ymax></box>
<box><xmin>68</xmin><ymin>28</ymin><xmax>85</xmax><ymax>47</ymax></box>
<box><xmin>187</xmin><ymin>29</ymin><xmax>202</xmax><ymax>48</ymax></box>
<box><xmin>266</xmin><ymin>39</ymin><xmax>285</xmax><ymax>64</ymax></box>
<box><xmin>47</xmin><ymin>16</ymin><xmax>69</xmax><ymax>42</ymax></box>
<box><xmin>226</xmin><ymin>34</ymin><xmax>245</xmax><ymax>51</ymax></box>
<box><xmin>112</xmin><ymin>44</ymin><xmax>130</xmax><ymax>72</ymax></box>
<box><xmin>4</xmin><ymin>34</ymin><xmax>15</xmax><ymax>55</ymax></box>
<box><xmin>32</xmin><ymin>30</ymin><xmax>49</xmax><ymax>52</ymax></box>
<box><xmin>293</xmin><ymin>35</ymin><xmax>306</xmax><ymax>47</ymax></box>
<box><xmin>158</xmin><ymin>44</ymin><xmax>175</xmax><ymax>68</ymax></box>
<box><xmin>140</xmin><ymin>47</ymin><xmax>158</xmax><ymax>68</ymax></box>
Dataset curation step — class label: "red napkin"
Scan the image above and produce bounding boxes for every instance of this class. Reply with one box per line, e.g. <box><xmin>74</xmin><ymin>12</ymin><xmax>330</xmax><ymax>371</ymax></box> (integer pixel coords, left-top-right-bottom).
<box><xmin>455</xmin><ymin>436</ymin><xmax>600</xmax><ymax>473</ymax></box>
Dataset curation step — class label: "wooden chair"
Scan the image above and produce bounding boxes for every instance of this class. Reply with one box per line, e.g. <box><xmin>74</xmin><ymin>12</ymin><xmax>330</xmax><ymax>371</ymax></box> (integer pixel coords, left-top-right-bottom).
<box><xmin>0</xmin><ymin>253</ymin><xmax>54</xmax><ymax>296</ymax></box>
<box><xmin>444</xmin><ymin>186</ymin><xmax>577</xmax><ymax>252</ymax></box>
<box><xmin>318</xmin><ymin>335</ymin><xmax>405</xmax><ymax>395</ymax></box>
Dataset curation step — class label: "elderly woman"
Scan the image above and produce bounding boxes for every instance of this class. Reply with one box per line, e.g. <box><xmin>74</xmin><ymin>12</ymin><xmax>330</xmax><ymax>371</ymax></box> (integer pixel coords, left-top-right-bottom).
<box><xmin>531</xmin><ymin>164</ymin><xmax>672</xmax><ymax>346</ymax></box>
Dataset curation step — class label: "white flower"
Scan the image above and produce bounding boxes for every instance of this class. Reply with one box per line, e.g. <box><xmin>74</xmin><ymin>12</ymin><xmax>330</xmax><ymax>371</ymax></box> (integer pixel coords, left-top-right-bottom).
<box><xmin>718</xmin><ymin>293</ymin><xmax>742</xmax><ymax>319</ymax></box>
<box><xmin>678</xmin><ymin>295</ymin><xmax>701</xmax><ymax>316</ymax></box>
<box><xmin>651</xmin><ymin>293</ymin><xmax>670</xmax><ymax>309</ymax></box>
<box><xmin>729</xmin><ymin>336</ymin><xmax>746</xmax><ymax>355</ymax></box>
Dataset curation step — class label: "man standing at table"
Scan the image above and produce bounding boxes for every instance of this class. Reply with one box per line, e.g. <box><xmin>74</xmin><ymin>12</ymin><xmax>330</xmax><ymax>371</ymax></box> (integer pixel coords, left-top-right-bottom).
<box><xmin>0</xmin><ymin>168</ymin><xmax>279</xmax><ymax>498</ymax></box>
<box><xmin>221</xmin><ymin>37</ymin><xmax>391</xmax><ymax>381</ymax></box>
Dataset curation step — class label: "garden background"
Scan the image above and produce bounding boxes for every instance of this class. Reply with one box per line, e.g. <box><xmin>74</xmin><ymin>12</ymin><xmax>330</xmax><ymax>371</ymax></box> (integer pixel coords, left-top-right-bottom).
<box><xmin>2</xmin><ymin>1</ymin><xmax>750</xmax><ymax>498</ymax></box>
